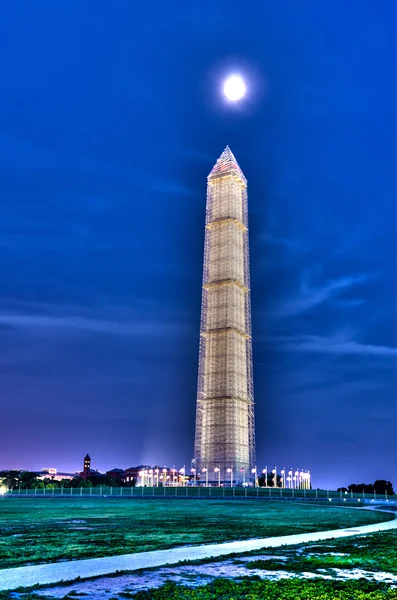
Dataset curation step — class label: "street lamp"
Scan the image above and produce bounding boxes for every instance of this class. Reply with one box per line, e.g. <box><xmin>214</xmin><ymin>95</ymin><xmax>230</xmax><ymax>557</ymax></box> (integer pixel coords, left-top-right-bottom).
<box><xmin>262</xmin><ymin>467</ymin><xmax>268</xmax><ymax>487</ymax></box>
<box><xmin>241</xmin><ymin>468</ymin><xmax>246</xmax><ymax>486</ymax></box>
<box><xmin>214</xmin><ymin>466</ymin><xmax>221</xmax><ymax>487</ymax></box>
<box><xmin>191</xmin><ymin>468</ymin><xmax>196</xmax><ymax>486</ymax></box>
<box><xmin>251</xmin><ymin>467</ymin><xmax>257</xmax><ymax>487</ymax></box>
<box><xmin>272</xmin><ymin>467</ymin><xmax>277</xmax><ymax>488</ymax></box>
<box><xmin>179</xmin><ymin>466</ymin><xmax>186</xmax><ymax>486</ymax></box>
<box><xmin>281</xmin><ymin>469</ymin><xmax>285</xmax><ymax>488</ymax></box>
<box><xmin>202</xmin><ymin>467</ymin><xmax>208</xmax><ymax>487</ymax></box>
<box><xmin>227</xmin><ymin>467</ymin><xmax>233</xmax><ymax>487</ymax></box>
<box><xmin>288</xmin><ymin>470</ymin><xmax>293</xmax><ymax>489</ymax></box>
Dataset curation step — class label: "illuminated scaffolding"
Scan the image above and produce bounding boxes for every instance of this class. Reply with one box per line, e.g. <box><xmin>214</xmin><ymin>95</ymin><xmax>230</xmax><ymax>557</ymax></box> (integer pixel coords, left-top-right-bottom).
<box><xmin>194</xmin><ymin>147</ymin><xmax>256</xmax><ymax>485</ymax></box>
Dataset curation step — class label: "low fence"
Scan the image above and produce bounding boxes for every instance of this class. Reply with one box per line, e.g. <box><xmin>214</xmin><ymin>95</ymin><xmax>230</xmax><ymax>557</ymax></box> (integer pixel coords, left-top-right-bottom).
<box><xmin>3</xmin><ymin>486</ymin><xmax>395</xmax><ymax>503</ymax></box>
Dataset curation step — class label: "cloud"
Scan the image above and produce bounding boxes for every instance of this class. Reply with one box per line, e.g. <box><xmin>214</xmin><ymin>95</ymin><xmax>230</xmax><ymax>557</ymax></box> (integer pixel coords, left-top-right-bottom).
<box><xmin>151</xmin><ymin>181</ymin><xmax>198</xmax><ymax>196</ymax></box>
<box><xmin>275</xmin><ymin>333</ymin><xmax>397</xmax><ymax>358</ymax></box>
<box><xmin>0</xmin><ymin>308</ymin><xmax>193</xmax><ymax>338</ymax></box>
<box><xmin>261</xmin><ymin>233</ymin><xmax>307</xmax><ymax>252</ymax></box>
<box><xmin>272</xmin><ymin>273</ymin><xmax>369</xmax><ymax>318</ymax></box>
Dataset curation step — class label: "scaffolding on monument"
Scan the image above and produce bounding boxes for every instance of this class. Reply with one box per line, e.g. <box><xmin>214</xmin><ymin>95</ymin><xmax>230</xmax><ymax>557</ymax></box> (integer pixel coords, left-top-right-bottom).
<box><xmin>194</xmin><ymin>147</ymin><xmax>256</xmax><ymax>484</ymax></box>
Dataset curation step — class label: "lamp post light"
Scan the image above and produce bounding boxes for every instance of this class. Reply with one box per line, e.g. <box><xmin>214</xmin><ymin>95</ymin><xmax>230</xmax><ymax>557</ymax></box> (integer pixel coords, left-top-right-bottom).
<box><xmin>155</xmin><ymin>468</ymin><xmax>159</xmax><ymax>487</ymax></box>
<box><xmin>214</xmin><ymin>467</ymin><xmax>221</xmax><ymax>487</ymax></box>
<box><xmin>294</xmin><ymin>471</ymin><xmax>299</xmax><ymax>489</ymax></box>
<box><xmin>288</xmin><ymin>470</ymin><xmax>293</xmax><ymax>489</ymax></box>
<box><xmin>191</xmin><ymin>468</ymin><xmax>196</xmax><ymax>486</ymax></box>
<box><xmin>251</xmin><ymin>467</ymin><xmax>257</xmax><ymax>487</ymax></box>
<box><xmin>227</xmin><ymin>468</ymin><xmax>233</xmax><ymax>487</ymax></box>
<box><xmin>262</xmin><ymin>467</ymin><xmax>268</xmax><ymax>487</ymax></box>
<box><xmin>241</xmin><ymin>468</ymin><xmax>246</xmax><ymax>486</ymax></box>
<box><xmin>179</xmin><ymin>466</ymin><xmax>186</xmax><ymax>486</ymax></box>
<box><xmin>138</xmin><ymin>470</ymin><xmax>143</xmax><ymax>487</ymax></box>
<box><xmin>272</xmin><ymin>467</ymin><xmax>277</xmax><ymax>488</ymax></box>
<box><xmin>281</xmin><ymin>469</ymin><xmax>285</xmax><ymax>488</ymax></box>
<box><xmin>202</xmin><ymin>467</ymin><xmax>208</xmax><ymax>487</ymax></box>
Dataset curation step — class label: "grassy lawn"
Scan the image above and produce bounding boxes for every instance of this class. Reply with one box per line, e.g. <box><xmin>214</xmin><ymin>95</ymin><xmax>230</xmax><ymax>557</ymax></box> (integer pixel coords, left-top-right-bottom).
<box><xmin>245</xmin><ymin>529</ymin><xmax>397</xmax><ymax>575</ymax></box>
<box><xmin>0</xmin><ymin>498</ymin><xmax>392</xmax><ymax>569</ymax></box>
<box><xmin>113</xmin><ymin>579</ymin><xmax>397</xmax><ymax>599</ymax></box>
<box><xmin>2</xmin><ymin>579</ymin><xmax>397</xmax><ymax>600</ymax></box>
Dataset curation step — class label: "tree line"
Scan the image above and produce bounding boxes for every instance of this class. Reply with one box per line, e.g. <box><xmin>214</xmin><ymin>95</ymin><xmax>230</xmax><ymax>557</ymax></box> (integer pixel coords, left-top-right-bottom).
<box><xmin>337</xmin><ymin>480</ymin><xmax>394</xmax><ymax>495</ymax></box>
<box><xmin>0</xmin><ymin>470</ymin><xmax>117</xmax><ymax>490</ymax></box>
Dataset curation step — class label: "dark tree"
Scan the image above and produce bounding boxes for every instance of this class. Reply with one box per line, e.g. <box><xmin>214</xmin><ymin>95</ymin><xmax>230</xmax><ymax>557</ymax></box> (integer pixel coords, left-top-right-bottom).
<box><xmin>373</xmin><ymin>480</ymin><xmax>394</xmax><ymax>495</ymax></box>
<box><xmin>19</xmin><ymin>471</ymin><xmax>40</xmax><ymax>489</ymax></box>
<box><xmin>0</xmin><ymin>470</ymin><xmax>20</xmax><ymax>490</ymax></box>
<box><xmin>346</xmin><ymin>481</ymin><xmax>394</xmax><ymax>495</ymax></box>
<box><xmin>258</xmin><ymin>473</ymin><xmax>282</xmax><ymax>488</ymax></box>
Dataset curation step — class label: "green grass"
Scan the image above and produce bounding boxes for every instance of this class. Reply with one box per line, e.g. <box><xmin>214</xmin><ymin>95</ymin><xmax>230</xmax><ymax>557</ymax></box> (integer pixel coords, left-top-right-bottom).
<box><xmin>3</xmin><ymin>579</ymin><xmax>397</xmax><ymax>600</ymax></box>
<box><xmin>245</xmin><ymin>530</ymin><xmax>397</xmax><ymax>575</ymax></box>
<box><xmin>0</xmin><ymin>498</ymin><xmax>392</xmax><ymax>568</ymax></box>
<box><xmin>123</xmin><ymin>579</ymin><xmax>397</xmax><ymax>599</ymax></box>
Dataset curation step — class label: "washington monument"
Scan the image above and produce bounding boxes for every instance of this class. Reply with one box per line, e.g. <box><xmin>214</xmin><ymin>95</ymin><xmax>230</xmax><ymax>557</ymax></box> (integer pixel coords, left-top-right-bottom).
<box><xmin>194</xmin><ymin>147</ymin><xmax>255</xmax><ymax>485</ymax></box>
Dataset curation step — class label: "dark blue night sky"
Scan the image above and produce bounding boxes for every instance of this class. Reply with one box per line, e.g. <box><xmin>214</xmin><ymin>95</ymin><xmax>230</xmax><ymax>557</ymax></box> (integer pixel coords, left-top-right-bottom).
<box><xmin>1</xmin><ymin>2</ymin><xmax>397</xmax><ymax>489</ymax></box>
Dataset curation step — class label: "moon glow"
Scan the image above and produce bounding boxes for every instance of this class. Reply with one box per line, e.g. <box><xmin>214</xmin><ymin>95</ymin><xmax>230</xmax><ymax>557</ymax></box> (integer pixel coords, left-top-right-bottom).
<box><xmin>223</xmin><ymin>75</ymin><xmax>247</xmax><ymax>102</ymax></box>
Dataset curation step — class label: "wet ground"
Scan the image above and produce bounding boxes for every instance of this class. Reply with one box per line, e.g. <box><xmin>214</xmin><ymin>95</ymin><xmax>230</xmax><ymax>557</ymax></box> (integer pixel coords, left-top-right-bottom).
<box><xmin>15</xmin><ymin>551</ymin><xmax>397</xmax><ymax>599</ymax></box>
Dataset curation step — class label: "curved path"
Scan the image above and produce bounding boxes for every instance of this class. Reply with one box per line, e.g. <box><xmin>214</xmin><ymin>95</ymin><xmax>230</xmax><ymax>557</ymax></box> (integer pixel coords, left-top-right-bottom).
<box><xmin>1</xmin><ymin>512</ymin><xmax>396</xmax><ymax>591</ymax></box>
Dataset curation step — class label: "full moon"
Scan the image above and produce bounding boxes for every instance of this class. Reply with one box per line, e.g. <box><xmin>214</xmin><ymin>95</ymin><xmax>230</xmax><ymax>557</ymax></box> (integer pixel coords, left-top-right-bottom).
<box><xmin>223</xmin><ymin>74</ymin><xmax>247</xmax><ymax>102</ymax></box>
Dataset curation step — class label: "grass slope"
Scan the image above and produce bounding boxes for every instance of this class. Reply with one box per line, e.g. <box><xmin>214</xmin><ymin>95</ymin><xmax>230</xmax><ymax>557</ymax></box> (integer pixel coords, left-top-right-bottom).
<box><xmin>0</xmin><ymin>498</ymin><xmax>391</xmax><ymax>568</ymax></box>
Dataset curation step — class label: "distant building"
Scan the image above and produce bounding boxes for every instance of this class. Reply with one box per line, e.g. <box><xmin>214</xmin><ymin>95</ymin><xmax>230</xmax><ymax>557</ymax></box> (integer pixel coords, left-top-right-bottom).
<box><xmin>106</xmin><ymin>468</ymin><xmax>125</xmax><ymax>483</ymax></box>
<box><xmin>36</xmin><ymin>468</ymin><xmax>75</xmax><ymax>481</ymax></box>
<box><xmin>123</xmin><ymin>465</ymin><xmax>151</xmax><ymax>486</ymax></box>
<box><xmin>80</xmin><ymin>454</ymin><xmax>100</xmax><ymax>479</ymax></box>
<box><xmin>122</xmin><ymin>466</ymin><xmax>188</xmax><ymax>486</ymax></box>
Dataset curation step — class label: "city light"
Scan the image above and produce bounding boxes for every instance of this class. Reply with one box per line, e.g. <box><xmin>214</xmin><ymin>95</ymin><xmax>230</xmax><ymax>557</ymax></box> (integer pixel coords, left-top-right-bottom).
<box><xmin>131</xmin><ymin>463</ymin><xmax>311</xmax><ymax>488</ymax></box>
<box><xmin>227</xmin><ymin>467</ymin><xmax>233</xmax><ymax>487</ymax></box>
<box><xmin>214</xmin><ymin>466</ymin><xmax>221</xmax><ymax>487</ymax></box>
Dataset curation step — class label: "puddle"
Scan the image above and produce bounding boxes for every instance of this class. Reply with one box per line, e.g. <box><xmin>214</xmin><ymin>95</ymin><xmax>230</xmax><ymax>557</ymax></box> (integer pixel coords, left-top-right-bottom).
<box><xmin>308</xmin><ymin>552</ymin><xmax>349</xmax><ymax>557</ymax></box>
<box><xmin>21</xmin><ymin>558</ymin><xmax>397</xmax><ymax>600</ymax></box>
<box><xmin>322</xmin><ymin>568</ymin><xmax>397</xmax><ymax>584</ymax></box>
<box><xmin>238</xmin><ymin>554</ymin><xmax>288</xmax><ymax>562</ymax></box>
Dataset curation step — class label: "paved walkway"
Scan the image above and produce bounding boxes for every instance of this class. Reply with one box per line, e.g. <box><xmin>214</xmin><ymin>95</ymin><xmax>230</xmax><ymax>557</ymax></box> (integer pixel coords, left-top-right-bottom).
<box><xmin>1</xmin><ymin>513</ymin><xmax>396</xmax><ymax>591</ymax></box>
